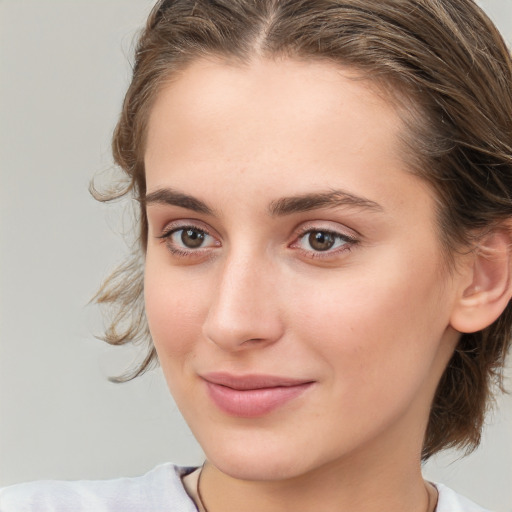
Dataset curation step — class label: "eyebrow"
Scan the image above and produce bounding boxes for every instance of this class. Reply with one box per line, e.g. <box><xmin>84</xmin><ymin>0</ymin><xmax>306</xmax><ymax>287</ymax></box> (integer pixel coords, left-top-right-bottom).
<box><xmin>268</xmin><ymin>190</ymin><xmax>383</xmax><ymax>216</ymax></box>
<box><xmin>144</xmin><ymin>188</ymin><xmax>214</xmax><ymax>215</ymax></box>
<box><xmin>143</xmin><ymin>187</ymin><xmax>383</xmax><ymax>217</ymax></box>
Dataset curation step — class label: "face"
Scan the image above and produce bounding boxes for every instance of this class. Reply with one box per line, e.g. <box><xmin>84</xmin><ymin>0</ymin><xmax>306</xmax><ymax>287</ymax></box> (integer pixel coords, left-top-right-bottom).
<box><xmin>143</xmin><ymin>58</ymin><xmax>463</xmax><ymax>481</ymax></box>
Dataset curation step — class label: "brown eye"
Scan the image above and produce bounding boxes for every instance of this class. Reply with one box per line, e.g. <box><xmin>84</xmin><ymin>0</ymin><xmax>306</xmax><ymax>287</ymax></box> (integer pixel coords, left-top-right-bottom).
<box><xmin>158</xmin><ymin>224</ymin><xmax>220</xmax><ymax>258</ymax></box>
<box><xmin>308</xmin><ymin>231</ymin><xmax>336</xmax><ymax>251</ymax></box>
<box><xmin>181</xmin><ymin>228</ymin><xmax>206</xmax><ymax>248</ymax></box>
<box><xmin>293</xmin><ymin>228</ymin><xmax>356</xmax><ymax>256</ymax></box>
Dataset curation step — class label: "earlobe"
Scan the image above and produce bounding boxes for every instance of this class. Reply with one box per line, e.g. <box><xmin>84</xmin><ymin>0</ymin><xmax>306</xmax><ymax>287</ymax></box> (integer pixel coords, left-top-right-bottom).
<box><xmin>450</xmin><ymin>229</ymin><xmax>512</xmax><ymax>334</ymax></box>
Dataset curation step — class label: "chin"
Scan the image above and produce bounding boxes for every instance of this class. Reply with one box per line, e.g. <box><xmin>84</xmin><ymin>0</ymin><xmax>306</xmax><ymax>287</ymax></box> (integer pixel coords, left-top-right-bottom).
<box><xmin>198</xmin><ymin>432</ymin><xmax>321</xmax><ymax>482</ymax></box>
<box><xmin>209</xmin><ymin>452</ymin><xmax>305</xmax><ymax>482</ymax></box>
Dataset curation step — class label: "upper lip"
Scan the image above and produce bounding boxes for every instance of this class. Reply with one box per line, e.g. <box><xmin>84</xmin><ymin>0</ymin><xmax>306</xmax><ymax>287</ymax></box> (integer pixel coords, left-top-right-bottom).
<box><xmin>201</xmin><ymin>372</ymin><xmax>314</xmax><ymax>390</ymax></box>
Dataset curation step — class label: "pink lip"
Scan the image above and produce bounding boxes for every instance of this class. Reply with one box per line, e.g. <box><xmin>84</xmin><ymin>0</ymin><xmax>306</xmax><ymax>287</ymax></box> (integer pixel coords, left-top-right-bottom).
<box><xmin>201</xmin><ymin>372</ymin><xmax>314</xmax><ymax>418</ymax></box>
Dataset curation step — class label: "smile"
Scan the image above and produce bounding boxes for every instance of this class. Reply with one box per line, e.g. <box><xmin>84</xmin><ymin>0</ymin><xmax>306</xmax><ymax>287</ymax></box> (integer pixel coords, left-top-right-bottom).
<box><xmin>201</xmin><ymin>373</ymin><xmax>315</xmax><ymax>418</ymax></box>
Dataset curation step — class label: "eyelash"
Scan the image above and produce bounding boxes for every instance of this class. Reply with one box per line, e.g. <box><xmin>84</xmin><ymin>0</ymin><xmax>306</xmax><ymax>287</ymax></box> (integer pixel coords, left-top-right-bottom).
<box><xmin>156</xmin><ymin>223</ymin><xmax>359</xmax><ymax>260</ymax></box>
<box><xmin>291</xmin><ymin>227</ymin><xmax>358</xmax><ymax>259</ymax></box>
<box><xmin>157</xmin><ymin>223</ymin><xmax>219</xmax><ymax>258</ymax></box>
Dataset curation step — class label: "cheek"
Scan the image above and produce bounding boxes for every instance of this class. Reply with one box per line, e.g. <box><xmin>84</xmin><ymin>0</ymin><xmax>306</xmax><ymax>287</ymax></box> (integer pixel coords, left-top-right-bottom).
<box><xmin>285</xmin><ymin>262</ymin><xmax>450</xmax><ymax>446</ymax></box>
<box><xmin>144</xmin><ymin>260</ymin><xmax>207</xmax><ymax>362</ymax></box>
<box><xmin>290</xmin><ymin>250</ymin><xmax>450</xmax><ymax>385</ymax></box>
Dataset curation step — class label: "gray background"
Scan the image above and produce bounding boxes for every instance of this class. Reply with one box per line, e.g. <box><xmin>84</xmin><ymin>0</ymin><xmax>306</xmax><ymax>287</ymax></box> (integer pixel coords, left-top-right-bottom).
<box><xmin>0</xmin><ymin>1</ymin><xmax>511</xmax><ymax>511</ymax></box>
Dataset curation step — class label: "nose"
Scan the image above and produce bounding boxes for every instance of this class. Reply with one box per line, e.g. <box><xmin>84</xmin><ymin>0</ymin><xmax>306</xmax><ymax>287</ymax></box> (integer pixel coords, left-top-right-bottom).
<box><xmin>202</xmin><ymin>250</ymin><xmax>285</xmax><ymax>351</ymax></box>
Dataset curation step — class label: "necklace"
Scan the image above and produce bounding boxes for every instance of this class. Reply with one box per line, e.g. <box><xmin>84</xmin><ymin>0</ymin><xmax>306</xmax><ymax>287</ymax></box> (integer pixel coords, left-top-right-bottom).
<box><xmin>196</xmin><ymin>462</ymin><xmax>209</xmax><ymax>512</ymax></box>
<box><xmin>196</xmin><ymin>464</ymin><xmax>437</xmax><ymax>512</ymax></box>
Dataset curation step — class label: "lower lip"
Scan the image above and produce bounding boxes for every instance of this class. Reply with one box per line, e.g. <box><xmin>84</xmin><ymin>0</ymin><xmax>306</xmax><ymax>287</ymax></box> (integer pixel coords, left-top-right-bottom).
<box><xmin>204</xmin><ymin>381</ymin><xmax>313</xmax><ymax>418</ymax></box>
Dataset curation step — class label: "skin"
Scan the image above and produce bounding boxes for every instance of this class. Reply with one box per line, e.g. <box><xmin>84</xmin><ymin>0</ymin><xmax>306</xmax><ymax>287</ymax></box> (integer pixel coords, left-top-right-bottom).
<box><xmin>143</xmin><ymin>57</ymin><xmax>468</xmax><ymax>512</ymax></box>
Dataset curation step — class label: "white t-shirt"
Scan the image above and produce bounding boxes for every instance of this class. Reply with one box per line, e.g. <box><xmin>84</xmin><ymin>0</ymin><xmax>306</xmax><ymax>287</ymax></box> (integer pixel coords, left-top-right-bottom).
<box><xmin>0</xmin><ymin>463</ymin><xmax>491</xmax><ymax>512</ymax></box>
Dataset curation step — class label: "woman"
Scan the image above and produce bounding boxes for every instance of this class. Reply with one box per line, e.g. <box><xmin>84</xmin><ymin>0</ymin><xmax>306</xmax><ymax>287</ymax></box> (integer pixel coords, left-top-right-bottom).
<box><xmin>2</xmin><ymin>0</ymin><xmax>511</xmax><ymax>511</ymax></box>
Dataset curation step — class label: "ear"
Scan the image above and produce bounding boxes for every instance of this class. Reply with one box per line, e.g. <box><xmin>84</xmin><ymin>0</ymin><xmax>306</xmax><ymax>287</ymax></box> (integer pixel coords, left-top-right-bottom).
<box><xmin>450</xmin><ymin>228</ymin><xmax>512</xmax><ymax>334</ymax></box>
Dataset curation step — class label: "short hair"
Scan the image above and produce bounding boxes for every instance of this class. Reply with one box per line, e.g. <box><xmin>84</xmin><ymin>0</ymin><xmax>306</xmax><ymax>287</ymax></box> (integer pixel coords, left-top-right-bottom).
<box><xmin>94</xmin><ymin>0</ymin><xmax>512</xmax><ymax>460</ymax></box>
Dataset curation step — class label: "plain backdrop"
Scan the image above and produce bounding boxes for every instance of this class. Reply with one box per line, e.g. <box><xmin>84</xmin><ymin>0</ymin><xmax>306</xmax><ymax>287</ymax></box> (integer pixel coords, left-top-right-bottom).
<box><xmin>0</xmin><ymin>1</ymin><xmax>511</xmax><ymax>511</ymax></box>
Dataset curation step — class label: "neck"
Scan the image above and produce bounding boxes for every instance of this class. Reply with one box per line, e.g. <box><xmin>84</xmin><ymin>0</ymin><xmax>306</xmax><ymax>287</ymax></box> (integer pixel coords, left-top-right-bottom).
<box><xmin>197</xmin><ymin>446</ymin><xmax>433</xmax><ymax>512</ymax></box>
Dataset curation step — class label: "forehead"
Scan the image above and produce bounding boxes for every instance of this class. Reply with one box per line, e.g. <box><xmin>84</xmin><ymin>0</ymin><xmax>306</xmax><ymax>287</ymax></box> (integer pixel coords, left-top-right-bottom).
<box><xmin>145</xmin><ymin>57</ymin><xmax>407</xmax><ymax>184</ymax></box>
<box><xmin>144</xmin><ymin>57</ymin><xmax>436</xmax><ymax>231</ymax></box>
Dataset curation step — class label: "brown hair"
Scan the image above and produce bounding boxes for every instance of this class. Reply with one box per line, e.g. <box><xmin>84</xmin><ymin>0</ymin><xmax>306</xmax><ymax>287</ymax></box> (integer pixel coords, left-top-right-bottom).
<box><xmin>94</xmin><ymin>0</ymin><xmax>512</xmax><ymax>460</ymax></box>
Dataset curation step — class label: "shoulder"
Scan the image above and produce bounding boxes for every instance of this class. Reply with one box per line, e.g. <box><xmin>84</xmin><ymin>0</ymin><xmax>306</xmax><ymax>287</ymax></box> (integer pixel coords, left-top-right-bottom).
<box><xmin>0</xmin><ymin>463</ymin><xmax>199</xmax><ymax>512</ymax></box>
<box><xmin>435</xmin><ymin>483</ymin><xmax>492</xmax><ymax>512</ymax></box>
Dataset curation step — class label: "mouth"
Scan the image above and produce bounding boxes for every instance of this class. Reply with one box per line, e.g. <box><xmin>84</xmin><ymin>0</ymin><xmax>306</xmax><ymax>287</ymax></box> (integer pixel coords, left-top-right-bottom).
<box><xmin>201</xmin><ymin>372</ymin><xmax>315</xmax><ymax>418</ymax></box>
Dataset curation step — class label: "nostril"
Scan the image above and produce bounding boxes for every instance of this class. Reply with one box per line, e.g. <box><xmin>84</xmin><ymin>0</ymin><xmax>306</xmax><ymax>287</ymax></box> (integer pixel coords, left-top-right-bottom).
<box><xmin>242</xmin><ymin>338</ymin><xmax>266</xmax><ymax>345</ymax></box>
